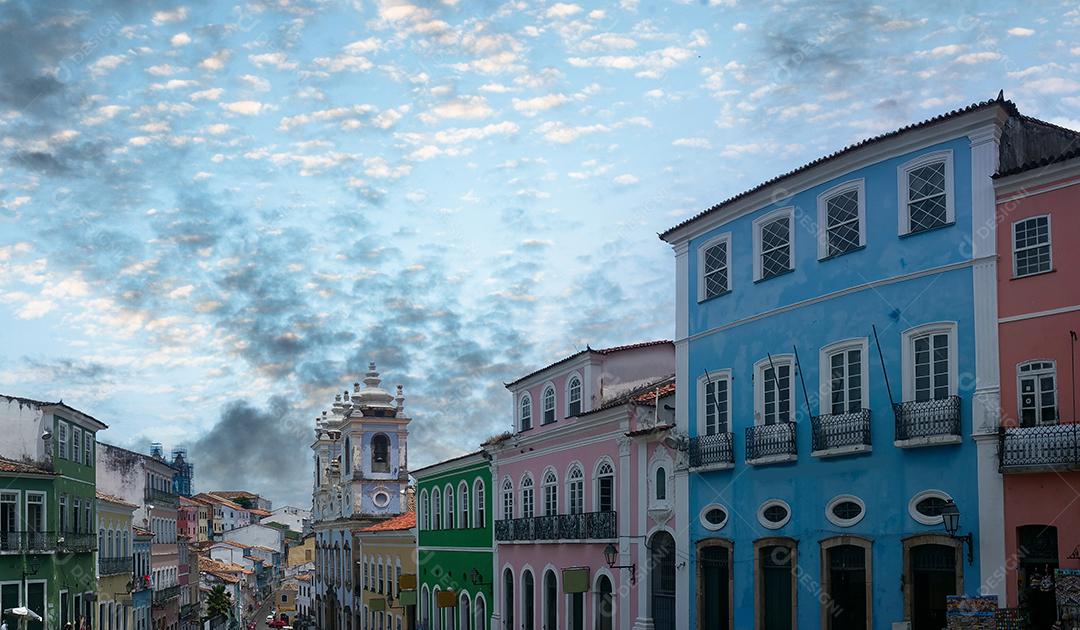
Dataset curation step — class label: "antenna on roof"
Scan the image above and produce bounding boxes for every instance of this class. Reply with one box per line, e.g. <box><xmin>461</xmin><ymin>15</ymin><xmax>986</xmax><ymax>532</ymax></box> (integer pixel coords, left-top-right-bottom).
<box><xmin>996</xmin><ymin>89</ymin><xmax>1004</xmax><ymax>102</ymax></box>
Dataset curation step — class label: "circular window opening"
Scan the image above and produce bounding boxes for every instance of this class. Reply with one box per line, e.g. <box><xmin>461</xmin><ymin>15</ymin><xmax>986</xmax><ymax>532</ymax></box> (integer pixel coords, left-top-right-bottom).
<box><xmin>373</xmin><ymin>491</ymin><xmax>390</xmax><ymax>508</ymax></box>
<box><xmin>908</xmin><ymin>490</ymin><xmax>952</xmax><ymax>525</ymax></box>
<box><xmin>916</xmin><ymin>497</ymin><xmax>946</xmax><ymax>517</ymax></box>
<box><xmin>758</xmin><ymin>500</ymin><xmax>791</xmax><ymax>529</ymax></box>
<box><xmin>700</xmin><ymin>504</ymin><xmax>728</xmax><ymax>530</ymax></box>
<box><xmin>825</xmin><ymin>495</ymin><xmax>865</xmax><ymax>527</ymax></box>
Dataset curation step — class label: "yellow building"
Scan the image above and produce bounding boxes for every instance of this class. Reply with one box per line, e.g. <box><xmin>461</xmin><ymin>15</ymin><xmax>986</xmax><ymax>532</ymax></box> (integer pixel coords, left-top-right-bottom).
<box><xmin>287</xmin><ymin>534</ymin><xmax>314</xmax><ymax>570</ymax></box>
<box><xmin>96</xmin><ymin>492</ymin><xmax>137</xmax><ymax>630</ymax></box>
<box><xmin>352</xmin><ymin>512</ymin><xmax>417</xmax><ymax>630</ymax></box>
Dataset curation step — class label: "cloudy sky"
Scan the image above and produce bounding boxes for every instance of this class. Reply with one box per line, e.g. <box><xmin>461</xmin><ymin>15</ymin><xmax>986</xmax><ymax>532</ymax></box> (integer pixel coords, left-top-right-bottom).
<box><xmin>1</xmin><ymin>0</ymin><xmax>1077</xmax><ymax>505</ymax></box>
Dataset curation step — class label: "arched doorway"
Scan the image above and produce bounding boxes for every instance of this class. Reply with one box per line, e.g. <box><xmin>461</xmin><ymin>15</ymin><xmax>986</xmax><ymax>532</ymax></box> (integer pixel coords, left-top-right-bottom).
<box><xmin>594</xmin><ymin>574</ymin><xmax>614</xmax><ymax>630</ymax></box>
<box><xmin>650</xmin><ymin>531</ymin><xmax>677</xmax><ymax>630</ymax></box>
<box><xmin>1018</xmin><ymin>525</ymin><xmax>1059</xmax><ymax>630</ymax></box>
<box><xmin>474</xmin><ymin>594</ymin><xmax>486</xmax><ymax>630</ymax></box>
<box><xmin>459</xmin><ymin>592</ymin><xmax>471</xmax><ymax>630</ymax></box>
<box><xmin>698</xmin><ymin>540</ymin><xmax>732</xmax><ymax>630</ymax></box>
<box><xmin>543</xmin><ymin>570</ymin><xmax>557</xmax><ymax>630</ymax></box>
<box><xmin>758</xmin><ymin>541</ymin><xmax>795</xmax><ymax>630</ymax></box>
<box><xmin>909</xmin><ymin>544</ymin><xmax>958</xmax><ymax>630</ymax></box>
<box><xmin>502</xmin><ymin>569</ymin><xmax>514</xmax><ymax>630</ymax></box>
<box><xmin>821</xmin><ymin>540</ymin><xmax>869</xmax><ymax>630</ymax></box>
<box><xmin>522</xmin><ymin>570</ymin><xmax>535</xmax><ymax>630</ymax></box>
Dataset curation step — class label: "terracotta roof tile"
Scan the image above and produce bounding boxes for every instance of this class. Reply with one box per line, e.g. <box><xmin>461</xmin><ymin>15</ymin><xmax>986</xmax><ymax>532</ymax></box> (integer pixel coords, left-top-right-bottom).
<box><xmin>0</xmin><ymin>455</ymin><xmax>54</xmax><ymax>475</ymax></box>
<box><xmin>995</xmin><ymin>147</ymin><xmax>1080</xmax><ymax>178</ymax></box>
<box><xmin>358</xmin><ymin>511</ymin><xmax>416</xmax><ymax>533</ymax></box>
<box><xmin>579</xmin><ymin>375</ymin><xmax>675</xmax><ymax>416</ymax></box>
<box><xmin>96</xmin><ymin>491</ymin><xmax>139</xmax><ymax>509</ymax></box>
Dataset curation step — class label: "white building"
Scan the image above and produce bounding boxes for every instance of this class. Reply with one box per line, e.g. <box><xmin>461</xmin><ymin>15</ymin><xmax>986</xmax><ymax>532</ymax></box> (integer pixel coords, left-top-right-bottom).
<box><xmin>260</xmin><ymin>506</ymin><xmax>311</xmax><ymax>534</ymax></box>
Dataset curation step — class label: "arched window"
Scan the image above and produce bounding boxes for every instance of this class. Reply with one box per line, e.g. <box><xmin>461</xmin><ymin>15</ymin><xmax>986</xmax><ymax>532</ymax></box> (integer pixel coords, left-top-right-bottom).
<box><xmin>372</xmin><ymin>434</ymin><xmax>390</xmax><ymax>473</ymax></box>
<box><xmin>522</xmin><ymin>569</ymin><xmax>535</xmax><ymax>630</ymax></box>
<box><xmin>459</xmin><ymin>482</ymin><xmax>469</xmax><ymax>529</ymax></box>
<box><xmin>503</xmin><ymin>569</ymin><xmax>515</xmax><ymax>629</ymax></box>
<box><xmin>520</xmin><ymin>474</ymin><xmax>535</xmax><ymax>519</ymax></box>
<box><xmin>520</xmin><ymin>394</ymin><xmax>533</xmax><ymax>431</ymax></box>
<box><xmin>344</xmin><ymin>437</ymin><xmax>351</xmax><ymax>475</ymax></box>
<box><xmin>432</xmin><ymin>586</ymin><xmax>442</xmax><ymax>630</ymax></box>
<box><xmin>542</xmin><ymin>469</ymin><xmax>558</xmax><ymax>517</ymax></box>
<box><xmin>567</xmin><ymin>465</ymin><xmax>584</xmax><ymax>515</ymax></box>
<box><xmin>432</xmin><ymin>488</ymin><xmax>442</xmax><ymax>530</ymax></box>
<box><xmin>502</xmin><ymin>478</ymin><xmax>514</xmax><ymax>520</ymax></box>
<box><xmin>567</xmin><ymin>375</ymin><xmax>583</xmax><ymax>416</ymax></box>
<box><xmin>655</xmin><ymin>467</ymin><xmax>667</xmax><ymax>501</ymax></box>
<box><xmin>595</xmin><ymin>574</ymin><xmax>614</xmax><ymax>630</ymax></box>
<box><xmin>595</xmin><ymin>460</ymin><xmax>615</xmax><ymax>512</ymax></box>
<box><xmin>542</xmin><ymin>386</ymin><xmax>556</xmax><ymax>424</ymax></box>
<box><xmin>444</xmin><ymin>485</ymin><xmax>455</xmax><ymax>529</ymax></box>
<box><xmin>474</xmin><ymin>479</ymin><xmax>486</xmax><ymax>528</ymax></box>
<box><xmin>419</xmin><ymin>490</ymin><xmax>429</xmax><ymax>530</ymax></box>
<box><xmin>543</xmin><ymin>570</ymin><xmax>558</xmax><ymax>630</ymax></box>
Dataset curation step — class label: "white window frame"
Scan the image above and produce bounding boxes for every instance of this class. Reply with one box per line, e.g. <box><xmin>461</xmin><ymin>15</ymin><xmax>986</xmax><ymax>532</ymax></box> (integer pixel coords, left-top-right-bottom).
<box><xmin>58</xmin><ymin>422</ymin><xmax>68</xmax><ymax>460</ymax></box>
<box><xmin>757</xmin><ymin>499</ymin><xmax>791</xmax><ymax>530</ymax></box>
<box><xmin>519</xmin><ymin>474</ymin><xmax>534</xmax><ymax>519</ymax></box>
<box><xmin>897</xmin><ymin>149</ymin><xmax>955</xmax><ymax>236</ymax></box>
<box><xmin>443</xmin><ymin>484</ymin><xmax>454</xmax><ymax>529</ymax></box>
<box><xmin>817</xmin><ymin>338</ymin><xmax>870</xmax><ymax>416</ymax></box>
<box><xmin>541</xmin><ymin>384</ymin><xmax>556</xmax><ymax>425</ymax></box>
<box><xmin>900</xmin><ymin>322</ymin><xmax>958</xmax><ymax>403</ymax></box>
<box><xmin>1</xmin><ymin>490</ymin><xmax>22</xmax><ymax>538</ymax></box>
<box><xmin>473</xmin><ymin>478</ymin><xmax>485</xmax><ymax>528</ymax></box>
<box><xmin>541</xmin><ymin>468</ymin><xmax>558</xmax><ymax>517</ymax></box>
<box><xmin>565</xmin><ymin>464</ymin><xmax>585</xmax><ymax>516</ymax></box>
<box><xmin>593</xmin><ymin>458</ymin><xmax>615</xmax><ymax>513</ymax></box>
<box><xmin>458</xmin><ymin>481</ymin><xmax>469</xmax><ymax>529</ymax></box>
<box><xmin>565</xmin><ymin>372</ymin><xmax>583</xmax><ymax>418</ymax></box>
<box><xmin>431</xmin><ymin>487</ymin><xmax>442</xmax><ymax>530</ymax></box>
<box><xmin>908</xmin><ymin>489</ymin><xmax>952</xmax><ymax>526</ymax></box>
<box><xmin>519</xmin><ymin>393</ymin><xmax>533</xmax><ymax>431</ymax></box>
<box><xmin>697</xmin><ymin>232</ymin><xmax>733</xmax><ymax>301</ymax></box>
<box><xmin>1016</xmin><ymin>360</ymin><xmax>1058</xmax><ymax>426</ymax></box>
<box><xmin>816</xmin><ymin>178</ymin><xmax>866</xmax><ymax>259</ymax></box>
<box><xmin>1012</xmin><ymin>214</ymin><xmax>1053</xmax><ymax>278</ymax></box>
<box><xmin>753</xmin><ymin>355</ymin><xmax>795</xmax><ymax>425</ymax></box>
<box><xmin>699</xmin><ymin>503</ymin><xmax>729</xmax><ymax>531</ymax></box>
<box><xmin>824</xmin><ymin>494</ymin><xmax>866</xmax><ymax>528</ymax></box>
<box><xmin>418</xmin><ymin>489</ymin><xmax>428</xmax><ymax>531</ymax></box>
<box><xmin>752</xmin><ymin>207</ymin><xmax>795</xmax><ymax>282</ymax></box>
<box><xmin>648</xmin><ymin>456</ymin><xmax>673</xmax><ymax>510</ymax></box>
<box><xmin>697</xmin><ymin>369</ymin><xmax>732</xmax><ymax>436</ymax></box>
<box><xmin>501</xmin><ymin>477</ymin><xmax>513</xmax><ymax>520</ymax></box>
<box><xmin>26</xmin><ymin>491</ymin><xmax>46</xmax><ymax>533</ymax></box>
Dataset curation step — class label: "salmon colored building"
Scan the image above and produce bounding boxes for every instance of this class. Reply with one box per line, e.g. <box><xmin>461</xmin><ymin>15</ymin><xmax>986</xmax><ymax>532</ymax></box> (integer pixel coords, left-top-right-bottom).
<box><xmin>994</xmin><ymin>148</ymin><xmax>1080</xmax><ymax>628</ymax></box>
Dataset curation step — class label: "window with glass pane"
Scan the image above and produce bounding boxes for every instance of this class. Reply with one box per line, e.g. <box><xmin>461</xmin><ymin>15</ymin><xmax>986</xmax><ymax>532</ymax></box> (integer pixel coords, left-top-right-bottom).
<box><xmin>759</xmin><ymin>217</ymin><xmax>791</xmax><ymax>279</ymax></box>
<box><xmin>543</xmin><ymin>471</ymin><xmax>558</xmax><ymax>517</ymax></box>
<box><xmin>829</xmin><ymin>349</ymin><xmax>863</xmax><ymax>414</ymax></box>
<box><xmin>568</xmin><ymin>468</ymin><xmax>584</xmax><ymax>515</ymax></box>
<box><xmin>59</xmin><ymin>422</ymin><xmax>68</xmax><ymax>460</ymax></box>
<box><xmin>1</xmin><ymin>493</ymin><xmax>15</xmax><ymax>550</ymax></box>
<box><xmin>597</xmin><ymin>464</ymin><xmax>614</xmax><ymax>512</ymax></box>
<box><xmin>703</xmin><ymin>240</ymin><xmax>729</xmax><ymax>297</ymax></box>
<box><xmin>502</xmin><ymin>480</ymin><xmax>513</xmax><ymax>519</ymax></box>
<box><xmin>542</xmin><ymin>387</ymin><xmax>556</xmax><ymax>424</ymax></box>
<box><xmin>444</xmin><ymin>488</ymin><xmax>454</xmax><ymax>529</ymax></box>
<box><xmin>907</xmin><ymin>161</ymin><xmax>948</xmax><ymax>233</ymax></box>
<box><xmin>1019</xmin><ymin>361</ymin><xmax>1057</xmax><ymax>426</ymax></box>
<box><xmin>655</xmin><ymin>467</ymin><xmax>667</xmax><ymax>501</ymax></box>
<box><xmin>568</xmin><ymin>377</ymin><xmax>582</xmax><ymax>416</ymax></box>
<box><xmin>475</xmin><ymin>480</ymin><xmax>485</xmax><ymax>527</ymax></box>
<box><xmin>1014</xmin><ymin>216</ymin><xmax>1051</xmax><ymax>277</ymax></box>
<box><xmin>521</xmin><ymin>477</ymin><xmax>534</xmax><ymax>519</ymax></box>
<box><xmin>520</xmin><ymin>396</ymin><xmax>532</xmax><ymax>431</ymax></box>
<box><xmin>762</xmin><ymin>363</ymin><xmax>792</xmax><ymax>424</ymax></box>
<box><xmin>913</xmin><ymin>333</ymin><xmax>949</xmax><ymax>401</ymax></box>
<box><xmin>704</xmin><ymin>377</ymin><xmax>729</xmax><ymax>434</ymax></box>
<box><xmin>432</xmin><ymin>490</ymin><xmax>441</xmax><ymax>529</ymax></box>
<box><xmin>459</xmin><ymin>483</ymin><xmax>469</xmax><ymax>528</ymax></box>
<box><xmin>825</xmin><ymin>189</ymin><xmax>860</xmax><ymax>256</ymax></box>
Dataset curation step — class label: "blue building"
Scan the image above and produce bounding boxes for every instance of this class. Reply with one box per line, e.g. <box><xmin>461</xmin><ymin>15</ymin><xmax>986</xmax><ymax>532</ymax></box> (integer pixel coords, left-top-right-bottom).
<box><xmin>133</xmin><ymin>527</ymin><xmax>154</xmax><ymax>630</ymax></box>
<box><xmin>659</xmin><ymin>97</ymin><xmax>1078</xmax><ymax>630</ymax></box>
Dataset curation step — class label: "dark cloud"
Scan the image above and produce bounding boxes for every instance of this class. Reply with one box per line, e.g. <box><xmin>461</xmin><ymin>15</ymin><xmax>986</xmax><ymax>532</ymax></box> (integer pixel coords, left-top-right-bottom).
<box><xmin>22</xmin><ymin>357</ymin><xmax>119</xmax><ymax>385</ymax></box>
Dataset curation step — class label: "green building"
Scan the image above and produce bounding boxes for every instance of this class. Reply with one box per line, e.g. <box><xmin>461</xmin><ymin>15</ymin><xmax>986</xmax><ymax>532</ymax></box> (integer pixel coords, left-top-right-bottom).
<box><xmin>1</xmin><ymin>396</ymin><xmax>107</xmax><ymax>630</ymax></box>
<box><xmin>413</xmin><ymin>452</ymin><xmax>492</xmax><ymax>630</ymax></box>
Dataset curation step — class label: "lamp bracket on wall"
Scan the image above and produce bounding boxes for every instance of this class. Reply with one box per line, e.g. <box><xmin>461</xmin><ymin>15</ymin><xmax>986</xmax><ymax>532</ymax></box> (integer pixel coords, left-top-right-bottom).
<box><xmin>1068</xmin><ymin>545</ymin><xmax>1080</xmax><ymax>560</ymax></box>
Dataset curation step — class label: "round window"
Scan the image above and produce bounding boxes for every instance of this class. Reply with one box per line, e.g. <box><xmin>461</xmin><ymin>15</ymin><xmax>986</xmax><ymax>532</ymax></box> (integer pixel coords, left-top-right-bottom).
<box><xmin>825</xmin><ymin>495</ymin><xmax>865</xmax><ymax>527</ymax></box>
<box><xmin>757</xmin><ymin>500</ymin><xmax>791</xmax><ymax>529</ymax></box>
<box><xmin>700</xmin><ymin>504</ymin><xmax>728</xmax><ymax>530</ymax></box>
<box><xmin>908</xmin><ymin>490</ymin><xmax>952</xmax><ymax>525</ymax></box>
<box><xmin>372</xmin><ymin>491</ymin><xmax>390</xmax><ymax>508</ymax></box>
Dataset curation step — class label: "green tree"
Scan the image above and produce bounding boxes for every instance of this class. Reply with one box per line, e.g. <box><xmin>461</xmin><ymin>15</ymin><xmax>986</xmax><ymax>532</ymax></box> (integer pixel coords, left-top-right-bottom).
<box><xmin>233</xmin><ymin>497</ymin><xmax>254</xmax><ymax>509</ymax></box>
<box><xmin>205</xmin><ymin>585</ymin><xmax>234</xmax><ymax>620</ymax></box>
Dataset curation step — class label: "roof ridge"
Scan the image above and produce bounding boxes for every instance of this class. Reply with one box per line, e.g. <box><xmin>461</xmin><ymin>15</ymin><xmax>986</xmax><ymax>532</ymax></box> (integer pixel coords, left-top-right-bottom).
<box><xmin>505</xmin><ymin>339</ymin><xmax>672</xmax><ymax>389</ymax></box>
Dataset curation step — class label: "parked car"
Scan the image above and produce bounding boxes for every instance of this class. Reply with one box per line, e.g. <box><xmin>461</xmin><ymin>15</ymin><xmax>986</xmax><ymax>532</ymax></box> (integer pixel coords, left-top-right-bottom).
<box><xmin>266</xmin><ymin>615</ymin><xmax>275</xmax><ymax>623</ymax></box>
<box><xmin>268</xmin><ymin>619</ymin><xmax>288</xmax><ymax>628</ymax></box>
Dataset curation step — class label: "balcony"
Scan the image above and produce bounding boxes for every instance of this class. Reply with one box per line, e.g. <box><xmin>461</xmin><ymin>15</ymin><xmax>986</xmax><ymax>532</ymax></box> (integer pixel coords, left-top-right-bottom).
<box><xmin>745</xmin><ymin>422</ymin><xmax>797</xmax><ymax>465</ymax></box>
<box><xmin>0</xmin><ymin>531</ymin><xmax>56</xmax><ymax>553</ymax></box>
<box><xmin>153</xmin><ymin>585</ymin><xmax>181</xmax><ymax>605</ymax></box>
<box><xmin>99</xmin><ymin>557</ymin><xmax>131</xmax><ymax>575</ymax></box>
<box><xmin>180</xmin><ymin>603</ymin><xmax>200</xmax><ymax>620</ymax></box>
<box><xmin>60</xmin><ymin>533</ymin><xmax>97</xmax><ymax>553</ymax></box>
<box><xmin>999</xmin><ymin>424</ymin><xmax>1080</xmax><ymax>473</ymax></box>
<box><xmin>893</xmin><ymin>396</ymin><xmax>961</xmax><ymax>447</ymax></box>
<box><xmin>132</xmin><ymin>574</ymin><xmax>153</xmax><ymax>592</ymax></box>
<box><xmin>494</xmin><ymin>511</ymin><xmax>616</xmax><ymax>543</ymax></box>
<box><xmin>688</xmin><ymin>433</ymin><xmax>735</xmax><ymax>469</ymax></box>
<box><xmin>145</xmin><ymin>488</ymin><xmax>179</xmax><ymax>507</ymax></box>
<box><xmin>811</xmin><ymin>409</ymin><xmax>872</xmax><ymax>457</ymax></box>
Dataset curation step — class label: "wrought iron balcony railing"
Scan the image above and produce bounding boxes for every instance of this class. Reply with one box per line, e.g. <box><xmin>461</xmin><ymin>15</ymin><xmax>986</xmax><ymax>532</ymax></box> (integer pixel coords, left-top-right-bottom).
<box><xmin>60</xmin><ymin>533</ymin><xmax>98</xmax><ymax>553</ymax></box>
<box><xmin>0</xmin><ymin>530</ymin><xmax>56</xmax><ymax>552</ymax></box>
<box><xmin>689</xmin><ymin>433</ymin><xmax>735</xmax><ymax>468</ymax></box>
<box><xmin>745</xmin><ymin>422</ymin><xmax>797</xmax><ymax>463</ymax></box>
<box><xmin>999</xmin><ymin>423</ymin><xmax>1080</xmax><ymax>472</ymax></box>
<box><xmin>180</xmin><ymin>603</ymin><xmax>200</xmax><ymax>620</ymax></box>
<box><xmin>145</xmin><ymin>488</ymin><xmax>179</xmax><ymax>506</ymax></box>
<box><xmin>153</xmin><ymin>585</ymin><xmax>181</xmax><ymax>605</ymax></box>
<box><xmin>811</xmin><ymin>409</ymin><xmax>872</xmax><ymax>454</ymax></box>
<box><xmin>132</xmin><ymin>574</ymin><xmax>153</xmax><ymax>592</ymax></box>
<box><xmin>893</xmin><ymin>396</ymin><xmax>961</xmax><ymax>443</ymax></box>
<box><xmin>99</xmin><ymin>556</ymin><xmax>131</xmax><ymax>575</ymax></box>
<box><xmin>494</xmin><ymin>510</ymin><xmax>616</xmax><ymax>542</ymax></box>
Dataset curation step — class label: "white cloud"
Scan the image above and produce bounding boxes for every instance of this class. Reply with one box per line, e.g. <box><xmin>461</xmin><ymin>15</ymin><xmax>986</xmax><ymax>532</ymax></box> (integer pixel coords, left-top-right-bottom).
<box><xmin>613</xmin><ymin>174</ymin><xmax>638</xmax><ymax>185</ymax></box>
<box><xmin>241</xmin><ymin>74</ymin><xmax>271</xmax><ymax>92</ymax></box>
<box><xmin>955</xmin><ymin>51</ymin><xmax>1001</xmax><ymax>64</ymax></box>
<box><xmin>512</xmin><ymin>93</ymin><xmax>570</xmax><ymax>116</ymax></box>
<box><xmin>1007</xmin><ymin>27</ymin><xmax>1035</xmax><ymax>36</ymax></box>
<box><xmin>1023</xmin><ymin>77</ymin><xmax>1080</xmax><ymax>94</ymax></box>
<box><xmin>546</xmin><ymin>3</ymin><xmax>583</xmax><ymax>18</ymax></box>
<box><xmin>422</xmin><ymin>96</ymin><xmax>494</xmax><ymax>121</ymax></box>
<box><xmin>152</xmin><ymin>79</ymin><xmax>198</xmax><ymax>90</ymax></box>
<box><xmin>16</xmin><ymin>299</ymin><xmax>56</xmax><ymax>320</ymax></box>
<box><xmin>363</xmin><ymin>157</ymin><xmax>412</xmax><ymax>180</ymax></box>
<box><xmin>89</xmin><ymin>54</ymin><xmax>127</xmax><ymax>77</ymax></box>
<box><xmin>152</xmin><ymin>7</ymin><xmax>188</xmax><ymax>25</ymax></box>
<box><xmin>190</xmin><ymin>88</ymin><xmax>224</xmax><ymax>101</ymax></box>
<box><xmin>313</xmin><ymin>40</ymin><xmax>380</xmax><ymax>73</ymax></box>
<box><xmin>535</xmin><ymin>120</ymin><xmax>609</xmax><ymax>143</ymax></box>
<box><xmin>922</xmin><ymin>44</ymin><xmax>965</xmax><ymax>58</ymax></box>
<box><xmin>220</xmin><ymin>101</ymin><xmax>272</xmax><ymax>116</ymax></box>
<box><xmin>249</xmin><ymin>52</ymin><xmax>298</xmax><ymax>70</ymax></box>
<box><xmin>170</xmin><ymin>32</ymin><xmax>191</xmax><ymax>46</ymax></box>
<box><xmin>672</xmin><ymin>137</ymin><xmax>712</xmax><ymax>149</ymax></box>
<box><xmin>146</xmin><ymin>64</ymin><xmax>179</xmax><ymax>76</ymax></box>
<box><xmin>203</xmin><ymin>124</ymin><xmax>231</xmax><ymax>135</ymax></box>
<box><xmin>732</xmin><ymin>22</ymin><xmax>748</xmax><ymax>32</ymax></box>
<box><xmin>199</xmin><ymin>50</ymin><xmax>231</xmax><ymax>71</ymax></box>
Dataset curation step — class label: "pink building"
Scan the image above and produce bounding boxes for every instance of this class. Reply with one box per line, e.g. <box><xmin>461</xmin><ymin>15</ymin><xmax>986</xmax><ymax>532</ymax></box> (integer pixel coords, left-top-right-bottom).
<box><xmin>487</xmin><ymin>341</ymin><xmax>680</xmax><ymax>630</ymax></box>
<box><xmin>178</xmin><ymin>497</ymin><xmax>198</xmax><ymax>540</ymax></box>
<box><xmin>994</xmin><ymin>149</ymin><xmax>1080</xmax><ymax>626</ymax></box>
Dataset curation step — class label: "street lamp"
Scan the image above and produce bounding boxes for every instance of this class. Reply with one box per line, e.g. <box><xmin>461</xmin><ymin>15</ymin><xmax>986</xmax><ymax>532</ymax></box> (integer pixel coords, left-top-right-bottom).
<box><xmin>469</xmin><ymin>569</ymin><xmax>489</xmax><ymax>586</ymax></box>
<box><xmin>602</xmin><ymin>544</ymin><xmax>635</xmax><ymax>584</ymax></box>
<box><xmin>940</xmin><ymin>500</ymin><xmax>974</xmax><ymax>564</ymax></box>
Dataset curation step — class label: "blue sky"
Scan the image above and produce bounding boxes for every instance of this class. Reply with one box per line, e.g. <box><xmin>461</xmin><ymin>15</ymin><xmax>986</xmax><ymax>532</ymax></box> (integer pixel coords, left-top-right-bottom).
<box><xmin>1</xmin><ymin>0</ymin><xmax>1077</xmax><ymax>505</ymax></box>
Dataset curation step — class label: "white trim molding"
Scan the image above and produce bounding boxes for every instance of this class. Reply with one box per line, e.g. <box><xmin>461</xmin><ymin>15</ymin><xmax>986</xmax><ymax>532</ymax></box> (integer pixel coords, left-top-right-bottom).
<box><xmin>752</xmin><ymin>206</ymin><xmax>795</xmax><ymax>282</ymax></box>
<box><xmin>696</xmin><ymin>369</ymin><xmax>732</xmax><ymax>438</ymax></box>
<box><xmin>753</xmin><ymin>355</ymin><xmax>795</xmax><ymax>426</ymax></box>
<box><xmin>900</xmin><ymin>322</ymin><xmax>959</xmax><ymax>402</ymax></box>
<box><xmin>824</xmin><ymin>495</ymin><xmax>866</xmax><ymax>528</ymax></box>
<box><xmin>908</xmin><ymin>489</ymin><xmax>953</xmax><ymax>526</ymax></box>
<box><xmin>699</xmin><ymin>503</ymin><xmax>729</xmax><ymax>531</ymax></box>
<box><xmin>816</xmin><ymin>178</ymin><xmax>866</xmax><ymax>259</ymax></box>
<box><xmin>757</xmin><ymin>499</ymin><xmax>792</xmax><ymax>530</ymax></box>
<box><xmin>896</xmin><ymin>149</ymin><xmax>955</xmax><ymax>236</ymax></box>
<box><xmin>697</xmin><ymin>232</ymin><xmax>733</xmax><ymax>301</ymax></box>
